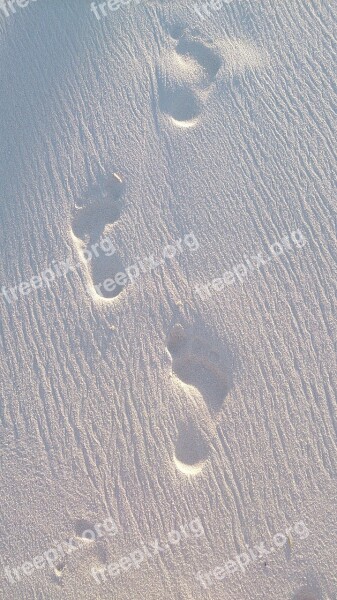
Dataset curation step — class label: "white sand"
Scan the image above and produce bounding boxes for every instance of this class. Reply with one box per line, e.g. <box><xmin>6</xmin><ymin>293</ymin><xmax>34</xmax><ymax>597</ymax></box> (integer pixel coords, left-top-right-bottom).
<box><xmin>0</xmin><ymin>0</ymin><xmax>336</xmax><ymax>598</ymax></box>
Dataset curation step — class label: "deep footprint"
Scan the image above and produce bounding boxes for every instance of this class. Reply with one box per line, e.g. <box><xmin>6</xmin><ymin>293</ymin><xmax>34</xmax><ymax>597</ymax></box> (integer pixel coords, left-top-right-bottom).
<box><xmin>168</xmin><ymin>324</ymin><xmax>229</xmax><ymax>413</ymax></box>
<box><xmin>174</xmin><ymin>422</ymin><xmax>209</xmax><ymax>475</ymax></box>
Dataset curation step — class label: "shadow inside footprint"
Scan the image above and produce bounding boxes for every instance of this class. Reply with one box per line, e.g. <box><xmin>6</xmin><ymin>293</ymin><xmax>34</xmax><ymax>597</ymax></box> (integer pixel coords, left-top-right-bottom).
<box><xmin>168</xmin><ymin>324</ymin><xmax>230</xmax><ymax>413</ymax></box>
<box><xmin>174</xmin><ymin>423</ymin><xmax>209</xmax><ymax>475</ymax></box>
<box><xmin>72</xmin><ymin>199</ymin><xmax>122</xmax><ymax>240</ymax></box>
<box><xmin>176</xmin><ymin>37</ymin><xmax>222</xmax><ymax>81</ymax></box>
<box><xmin>75</xmin><ymin>172</ymin><xmax>124</xmax><ymax>209</ymax></box>
<box><xmin>90</xmin><ymin>251</ymin><xmax>126</xmax><ymax>299</ymax></box>
<box><xmin>159</xmin><ymin>83</ymin><xmax>201</xmax><ymax>124</ymax></box>
<box><xmin>74</xmin><ymin>519</ymin><xmax>96</xmax><ymax>540</ymax></box>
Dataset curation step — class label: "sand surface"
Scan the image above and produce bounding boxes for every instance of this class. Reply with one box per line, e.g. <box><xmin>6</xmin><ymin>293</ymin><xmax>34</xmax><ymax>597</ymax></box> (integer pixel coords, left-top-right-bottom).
<box><xmin>0</xmin><ymin>0</ymin><xmax>336</xmax><ymax>598</ymax></box>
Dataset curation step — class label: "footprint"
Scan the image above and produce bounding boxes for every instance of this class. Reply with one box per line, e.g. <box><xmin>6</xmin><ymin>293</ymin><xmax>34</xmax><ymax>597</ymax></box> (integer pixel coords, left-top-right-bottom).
<box><xmin>167</xmin><ymin>324</ymin><xmax>231</xmax><ymax>476</ymax></box>
<box><xmin>158</xmin><ymin>29</ymin><xmax>222</xmax><ymax>127</ymax></box>
<box><xmin>71</xmin><ymin>173</ymin><xmax>127</xmax><ymax>300</ymax></box>
<box><xmin>174</xmin><ymin>422</ymin><xmax>209</xmax><ymax>476</ymax></box>
<box><xmin>167</xmin><ymin>324</ymin><xmax>229</xmax><ymax>414</ymax></box>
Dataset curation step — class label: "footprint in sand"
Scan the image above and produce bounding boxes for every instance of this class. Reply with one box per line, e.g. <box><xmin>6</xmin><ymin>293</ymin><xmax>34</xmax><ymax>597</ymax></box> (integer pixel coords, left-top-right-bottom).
<box><xmin>167</xmin><ymin>323</ymin><xmax>229</xmax><ymax>413</ymax></box>
<box><xmin>167</xmin><ymin>323</ymin><xmax>231</xmax><ymax>475</ymax></box>
<box><xmin>158</xmin><ymin>25</ymin><xmax>269</xmax><ymax>128</ymax></box>
<box><xmin>158</xmin><ymin>28</ymin><xmax>222</xmax><ymax>127</ymax></box>
<box><xmin>71</xmin><ymin>172</ymin><xmax>127</xmax><ymax>300</ymax></box>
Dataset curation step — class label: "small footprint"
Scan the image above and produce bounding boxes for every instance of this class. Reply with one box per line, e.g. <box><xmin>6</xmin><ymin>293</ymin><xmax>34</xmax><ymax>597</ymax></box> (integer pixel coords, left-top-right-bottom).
<box><xmin>71</xmin><ymin>172</ymin><xmax>127</xmax><ymax>300</ymax></box>
<box><xmin>158</xmin><ymin>29</ymin><xmax>222</xmax><ymax>127</ymax></box>
<box><xmin>167</xmin><ymin>323</ymin><xmax>229</xmax><ymax>414</ymax></box>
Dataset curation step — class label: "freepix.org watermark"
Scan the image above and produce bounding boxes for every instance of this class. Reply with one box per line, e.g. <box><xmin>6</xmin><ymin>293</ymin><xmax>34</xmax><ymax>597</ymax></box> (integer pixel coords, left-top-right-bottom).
<box><xmin>194</xmin><ymin>229</ymin><xmax>307</xmax><ymax>301</ymax></box>
<box><xmin>90</xmin><ymin>231</ymin><xmax>199</xmax><ymax>298</ymax></box>
<box><xmin>196</xmin><ymin>520</ymin><xmax>310</xmax><ymax>589</ymax></box>
<box><xmin>3</xmin><ymin>517</ymin><xmax>117</xmax><ymax>585</ymax></box>
<box><xmin>0</xmin><ymin>236</ymin><xmax>115</xmax><ymax>305</ymax></box>
<box><xmin>0</xmin><ymin>0</ymin><xmax>37</xmax><ymax>19</ymax></box>
<box><xmin>90</xmin><ymin>0</ymin><xmax>142</xmax><ymax>21</ymax></box>
<box><xmin>193</xmin><ymin>0</ymin><xmax>239</xmax><ymax>21</ymax></box>
<box><xmin>92</xmin><ymin>516</ymin><xmax>204</xmax><ymax>585</ymax></box>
